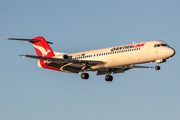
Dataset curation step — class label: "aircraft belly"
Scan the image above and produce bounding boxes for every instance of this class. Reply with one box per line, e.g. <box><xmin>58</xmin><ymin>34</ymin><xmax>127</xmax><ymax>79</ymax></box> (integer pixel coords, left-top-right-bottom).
<box><xmin>103</xmin><ymin>50</ymin><xmax>152</xmax><ymax>68</ymax></box>
<box><xmin>104</xmin><ymin>54</ymin><xmax>127</xmax><ymax>68</ymax></box>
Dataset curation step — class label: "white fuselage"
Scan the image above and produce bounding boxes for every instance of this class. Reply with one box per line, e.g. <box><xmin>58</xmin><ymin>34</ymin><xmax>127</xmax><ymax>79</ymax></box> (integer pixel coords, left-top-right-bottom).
<box><xmin>7</xmin><ymin>36</ymin><xmax>175</xmax><ymax>80</ymax></box>
<box><xmin>53</xmin><ymin>40</ymin><xmax>175</xmax><ymax>70</ymax></box>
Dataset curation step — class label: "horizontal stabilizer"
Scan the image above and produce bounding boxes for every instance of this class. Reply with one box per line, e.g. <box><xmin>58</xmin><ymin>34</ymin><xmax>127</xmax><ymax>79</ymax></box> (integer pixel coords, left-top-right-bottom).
<box><xmin>4</xmin><ymin>38</ymin><xmax>53</xmax><ymax>44</ymax></box>
<box><xmin>19</xmin><ymin>54</ymin><xmax>102</xmax><ymax>65</ymax></box>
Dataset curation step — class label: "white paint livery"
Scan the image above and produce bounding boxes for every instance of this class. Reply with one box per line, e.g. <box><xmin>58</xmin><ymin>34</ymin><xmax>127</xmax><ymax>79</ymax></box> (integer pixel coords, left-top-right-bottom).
<box><xmin>6</xmin><ymin>37</ymin><xmax>175</xmax><ymax>81</ymax></box>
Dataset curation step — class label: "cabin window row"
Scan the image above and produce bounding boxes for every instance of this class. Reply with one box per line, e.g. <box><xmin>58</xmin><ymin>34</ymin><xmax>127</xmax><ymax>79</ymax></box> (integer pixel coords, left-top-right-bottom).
<box><xmin>73</xmin><ymin>47</ymin><xmax>141</xmax><ymax>60</ymax></box>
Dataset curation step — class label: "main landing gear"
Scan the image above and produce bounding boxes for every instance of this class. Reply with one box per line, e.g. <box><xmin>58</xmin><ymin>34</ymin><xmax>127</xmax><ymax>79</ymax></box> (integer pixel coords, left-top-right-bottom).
<box><xmin>81</xmin><ymin>73</ymin><xmax>89</xmax><ymax>79</ymax></box>
<box><xmin>105</xmin><ymin>69</ymin><xmax>113</xmax><ymax>82</ymax></box>
<box><xmin>81</xmin><ymin>69</ymin><xmax>113</xmax><ymax>81</ymax></box>
<box><xmin>105</xmin><ymin>75</ymin><xmax>113</xmax><ymax>82</ymax></box>
<box><xmin>81</xmin><ymin>73</ymin><xmax>113</xmax><ymax>82</ymax></box>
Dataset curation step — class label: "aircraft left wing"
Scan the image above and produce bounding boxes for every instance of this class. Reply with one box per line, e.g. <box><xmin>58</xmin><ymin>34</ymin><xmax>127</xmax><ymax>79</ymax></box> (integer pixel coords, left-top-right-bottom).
<box><xmin>95</xmin><ymin>65</ymin><xmax>154</xmax><ymax>75</ymax></box>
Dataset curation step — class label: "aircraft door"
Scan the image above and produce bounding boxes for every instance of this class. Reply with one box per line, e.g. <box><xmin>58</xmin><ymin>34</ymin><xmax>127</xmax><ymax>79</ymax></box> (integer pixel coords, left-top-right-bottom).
<box><xmin>155</xmin><ymin>49</ymin><xmax>159</xmax><ymax>57</ymax></box>
<box><xmin>154</xmin><ymin>44</ymin><xmax>160</xmax><ymax>58</ymax></box>
<box><xmin>145</xmin><ymin>44</ymin><xmax>150</xmax><ymax>58</ymax></box>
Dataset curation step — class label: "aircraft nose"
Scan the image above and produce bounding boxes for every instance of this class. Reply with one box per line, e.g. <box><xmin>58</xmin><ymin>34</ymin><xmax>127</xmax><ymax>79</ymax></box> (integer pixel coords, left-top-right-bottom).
<box><xmin>169</xmin><ymin>47</ymin><xmax>176</xmax><ymax>57</ymax></box>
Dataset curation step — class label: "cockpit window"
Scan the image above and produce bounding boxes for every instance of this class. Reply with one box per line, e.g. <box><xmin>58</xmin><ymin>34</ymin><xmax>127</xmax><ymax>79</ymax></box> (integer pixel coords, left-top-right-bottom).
<box><xmin>157</xmin><ymin>44</ymin><xmax>160</xmax><ymax>47</ymax></box>
<box><xmin>154</xmin><ymin>44</ymin><xmax>160</xmax><ymax>47</ymax></box>
<box><xmin>161</xmin><ymin>44</ymin><xmax>168</xmax><ymax>46</ymax></box>
<box><xmin>154</xmin><ymin>44</ymin><xmax>161</xmax><ymax>47</ymax></box>
<box><xmin>154</xmin><ymin>43</ymin><xmax>168</xmax><ymax>47</ymax></box>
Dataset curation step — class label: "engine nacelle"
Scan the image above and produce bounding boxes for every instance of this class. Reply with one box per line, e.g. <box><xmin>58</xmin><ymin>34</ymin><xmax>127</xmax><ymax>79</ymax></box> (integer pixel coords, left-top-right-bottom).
<box><xmin>63</xmin><ymin>54</ymin><xmax>69</xmax><ymax>59</ymax></box>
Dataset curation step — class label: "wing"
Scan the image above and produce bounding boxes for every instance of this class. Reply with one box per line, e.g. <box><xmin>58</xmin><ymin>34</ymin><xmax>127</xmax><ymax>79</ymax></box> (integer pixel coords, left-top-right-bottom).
<box><xmin>95</xmin><ymin>65</ymin><xmax>154</xmax><ymax>75</ymax></box>
<box><xmin>20</xmin><ymin>54</ymin><xmax>103</xmax><ymax>73</ymax></box>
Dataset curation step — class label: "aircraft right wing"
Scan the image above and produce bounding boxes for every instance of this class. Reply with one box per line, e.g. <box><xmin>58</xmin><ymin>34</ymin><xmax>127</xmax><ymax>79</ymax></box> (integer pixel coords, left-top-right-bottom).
<box><xmin>95</xmin><ymin>65</ymin><xmax>154</xmax><ymax>75</ymax></box>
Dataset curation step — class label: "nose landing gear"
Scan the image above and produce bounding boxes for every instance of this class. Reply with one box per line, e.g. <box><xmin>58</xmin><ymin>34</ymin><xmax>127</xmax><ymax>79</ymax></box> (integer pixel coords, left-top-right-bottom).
<box><xmin>155</xmin><ymin>66</ymin><xmax>160</xmax><ymax>70</ymax></box>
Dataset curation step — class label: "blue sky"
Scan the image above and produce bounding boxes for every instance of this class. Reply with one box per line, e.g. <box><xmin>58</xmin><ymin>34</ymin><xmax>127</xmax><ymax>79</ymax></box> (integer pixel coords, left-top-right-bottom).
<box><xmin>1</xmin><ymin>0</ymin><xmax>180</xmax><ymax>120</ymax></box>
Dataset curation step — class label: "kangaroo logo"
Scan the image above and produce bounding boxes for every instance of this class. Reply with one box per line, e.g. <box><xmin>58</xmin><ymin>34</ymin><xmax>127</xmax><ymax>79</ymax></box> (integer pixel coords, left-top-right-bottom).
<box><xmin>33</xmin><ymin>45</ymin><xmax>51</xmax><ymax>57</ymax></box>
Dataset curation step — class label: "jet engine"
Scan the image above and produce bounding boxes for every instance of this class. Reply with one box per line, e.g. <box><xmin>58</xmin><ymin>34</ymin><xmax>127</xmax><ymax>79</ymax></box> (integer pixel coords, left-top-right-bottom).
<box><xmin>63</xmin><ymin>54</ymin><xmax>69</xmax><ymax>59</ymax></box>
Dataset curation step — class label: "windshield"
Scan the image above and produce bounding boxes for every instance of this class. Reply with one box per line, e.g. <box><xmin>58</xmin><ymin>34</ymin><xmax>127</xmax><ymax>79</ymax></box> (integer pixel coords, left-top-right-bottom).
<box><xmin>154</xmin><ymin>43</ymin><xmax>168</xmax><ymax>47</ymax></box>
<box><xmin>154</xmin><ymin>44</ymin><xmax>160</xmax><ymax>47</ymax></box>
<box><xmin>161</xmin><ymin>44</ymin><xmax>168</xmax><ymax>46</ymax></box>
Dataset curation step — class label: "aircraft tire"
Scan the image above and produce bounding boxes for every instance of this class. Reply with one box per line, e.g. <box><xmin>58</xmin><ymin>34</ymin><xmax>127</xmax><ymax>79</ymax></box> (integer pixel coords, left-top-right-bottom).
<box><xmin>155</xmin><ymin>66</ymin><xmax>160</xmax><ymax>70</ymax></box>
<box><xmin>105</xmin><ymin>75</ymin><xmax>113</xmax><ymax>82</ymax></box>
<box><xmin>81</xmin><ymin>73</ymin><xmax>89</xmax><ymax>79</ymax></box>
<box><xmin>85</xmin><ymin>73</ymin><xmax>89</xmax><ymax>79</ymax></box>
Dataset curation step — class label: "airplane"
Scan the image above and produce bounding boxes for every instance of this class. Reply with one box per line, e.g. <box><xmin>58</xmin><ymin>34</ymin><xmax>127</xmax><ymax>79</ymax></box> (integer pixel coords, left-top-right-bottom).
<box><xmin>5</xmin><ymin>36</ymin><xmax>175</xmax><ymax>81</ymax></box>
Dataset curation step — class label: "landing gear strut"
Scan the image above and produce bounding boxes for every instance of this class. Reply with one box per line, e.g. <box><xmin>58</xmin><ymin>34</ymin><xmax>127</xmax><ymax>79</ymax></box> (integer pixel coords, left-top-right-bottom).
<box><xmin>81</xmin><ymin>73</ymin><xmax>89</xmax><ymax>79</ymax></box>
<box><xmin>105</xmin><ymin>75</ymin><xmax>113</xmax><ymax>82</ymax></box>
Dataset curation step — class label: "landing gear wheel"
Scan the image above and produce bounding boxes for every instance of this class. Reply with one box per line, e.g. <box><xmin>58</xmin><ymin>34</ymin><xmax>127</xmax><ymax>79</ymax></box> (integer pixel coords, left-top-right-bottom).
<box><xmin>155</xmin><ymin>66</ymin><xmax>160</xmax><ymax>70</ymax></box>
<box><xmin>105</xmin><ymin>75</ymin><xmax>113</xmax><ymax>82</ymax></box>
<box><xmin>81</xmin><ymin>73</ymin><xmax>89</xmax><ymax>79</ymax></box>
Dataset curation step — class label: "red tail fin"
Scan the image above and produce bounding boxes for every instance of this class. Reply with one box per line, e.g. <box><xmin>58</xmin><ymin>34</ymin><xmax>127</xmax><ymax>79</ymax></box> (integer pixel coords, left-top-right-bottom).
<box><xmin>32</xmin><ymin>37</ymin><xmax>60</xmax><ymax>71</ymax></box>
<box><xmin>5</xmin><ymin>36</ymin><xmax>60</xmax><ymax>71</ymax></box>
<box><xmin>32</xmin><ymin>36</ymin><xmax>55</xmax><ymax>57</ymax></box>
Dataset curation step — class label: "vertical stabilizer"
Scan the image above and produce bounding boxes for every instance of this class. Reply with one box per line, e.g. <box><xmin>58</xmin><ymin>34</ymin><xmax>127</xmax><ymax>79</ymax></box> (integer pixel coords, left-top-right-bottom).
<box><xmin>31</xmin><ymin>36</ymin><xmax>55</xmax><ymax>57</ymax></box>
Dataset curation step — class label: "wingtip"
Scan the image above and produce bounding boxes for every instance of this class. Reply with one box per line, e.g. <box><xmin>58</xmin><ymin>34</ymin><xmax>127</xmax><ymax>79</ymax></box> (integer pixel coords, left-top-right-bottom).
<box><xmin>47</xmin><ymin>41</ymin><xmax>53</xmax><ymax>44</ymax></box>
<box><xmin>19</xmin><ymin>54</ymin><xmax>26</xmax><ymax>58</ymax></box>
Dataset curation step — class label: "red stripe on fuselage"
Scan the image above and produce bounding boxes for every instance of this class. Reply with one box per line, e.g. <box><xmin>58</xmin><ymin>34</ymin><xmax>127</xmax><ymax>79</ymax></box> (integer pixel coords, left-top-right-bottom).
<box><xmin>132</xmin><ymin>43</ymin><xmax>146</xmax><ymax>48</ymax></box>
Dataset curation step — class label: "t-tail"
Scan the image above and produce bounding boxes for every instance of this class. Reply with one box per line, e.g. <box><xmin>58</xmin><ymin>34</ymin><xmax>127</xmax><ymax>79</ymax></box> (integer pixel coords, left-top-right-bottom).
<box><xmin>5</xmin><ymin>36</ymin><xmax>55</xmax><ymax>57</ymax></box>
<box><xmin>5</xmin><ymin>36</ymin><xmax>61</xmax><ymax>71</ymax></box>
<box><xmin>31</xmin><ymin>36</ymin><xmax>55</xmax><ymax>57</ymax></box>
